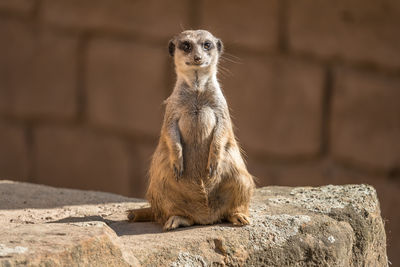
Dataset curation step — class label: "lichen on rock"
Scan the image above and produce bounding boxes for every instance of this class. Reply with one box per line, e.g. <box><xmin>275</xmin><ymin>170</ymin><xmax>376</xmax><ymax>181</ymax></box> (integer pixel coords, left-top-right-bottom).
<box><xmin>268</xmin><ymin>184</ymin><xmax>379</xmax><ymax>214</ymax></box>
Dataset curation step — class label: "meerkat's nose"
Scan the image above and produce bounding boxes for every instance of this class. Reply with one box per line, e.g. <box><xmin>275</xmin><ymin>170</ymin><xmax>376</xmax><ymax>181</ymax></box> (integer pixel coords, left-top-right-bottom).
<box><xmin>194</xmin><ymin>55</ymin><xmax>202</xmax><ymax>62</ymax></box>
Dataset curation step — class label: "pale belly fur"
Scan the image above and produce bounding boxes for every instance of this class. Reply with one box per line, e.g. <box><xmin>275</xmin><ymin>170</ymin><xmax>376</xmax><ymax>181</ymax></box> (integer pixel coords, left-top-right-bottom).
<box><xmin>178</xmin><ymin>106</ymin><xmax>216</xmax><ymax>178</ymax></box>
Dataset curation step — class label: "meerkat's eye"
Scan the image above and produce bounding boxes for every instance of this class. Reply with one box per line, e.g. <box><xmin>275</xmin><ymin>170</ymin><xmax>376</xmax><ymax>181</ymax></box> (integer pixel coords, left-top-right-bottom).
<box><xmin>203</xmin><ymin>41</ymin><xmax>212</xmax><ymax>50</ymax></box>
<box><xmin>180</xmin><ymin>41</ymin><xmax>192</xmax><ymax>53</ymax></box>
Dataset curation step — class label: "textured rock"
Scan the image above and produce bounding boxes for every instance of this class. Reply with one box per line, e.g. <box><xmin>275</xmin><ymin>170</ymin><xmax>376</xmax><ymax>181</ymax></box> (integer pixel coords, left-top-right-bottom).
<box><xmin>0</xmin><ymin>181</ymin><xmax>387</xmax><ymax>266</ymax></box>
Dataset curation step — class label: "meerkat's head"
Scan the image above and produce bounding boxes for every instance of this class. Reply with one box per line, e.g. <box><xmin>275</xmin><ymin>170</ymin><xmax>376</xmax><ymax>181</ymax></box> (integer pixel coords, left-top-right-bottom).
<box><xmin>168</xmin><ymin>30</ymin><xmax>223</xmax><ymax>75</ymax></box>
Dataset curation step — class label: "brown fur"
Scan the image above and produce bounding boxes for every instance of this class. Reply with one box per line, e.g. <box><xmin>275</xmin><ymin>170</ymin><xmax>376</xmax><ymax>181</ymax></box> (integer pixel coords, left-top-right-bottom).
<box><xmin>127</xmin><ymin>207</ymin><xmax>153</xmax><ymax>222</ymax></box>
<box><xmin>128</xmin><ymin>30</ymin><xmax>255</xmax><ymax>231</ymax></box>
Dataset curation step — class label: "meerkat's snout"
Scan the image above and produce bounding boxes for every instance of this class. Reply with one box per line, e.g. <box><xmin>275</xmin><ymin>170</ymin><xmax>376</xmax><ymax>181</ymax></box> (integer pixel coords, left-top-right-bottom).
<box><xmin>193</xmin><ymin>55</ymin><xmax>202</xmax><ymax>64</ymax></box>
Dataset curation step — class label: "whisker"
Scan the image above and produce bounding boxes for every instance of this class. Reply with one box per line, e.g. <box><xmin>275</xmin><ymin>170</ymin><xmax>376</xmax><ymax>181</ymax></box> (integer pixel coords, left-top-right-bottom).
<box><xmin>217</xmin><ymin>65</ymin><xmax>230</xmax><ymax>77</ymax></box>
<box><xmin>218</xmin><ymin>65</ymin><xmax>234</xmax><ymax>77</ymax></box>
<box><xmin>179</xmin><ymin>22</ymin><xmax>186</xmax><ymax>32</ymax></box>
<box><xmin>220</xmin><ymin>56</ymin><xmax>242</xmax><ymax>64</ymax></box>
<box><xmin>218</xmin><ymin>70</ymin><xmax>228</xmax><ymax>79</ymax></box>
<box><xmin>224</xmin><ymin>52</ymin><xmax>241</xmax><ymax>60</ymax></box>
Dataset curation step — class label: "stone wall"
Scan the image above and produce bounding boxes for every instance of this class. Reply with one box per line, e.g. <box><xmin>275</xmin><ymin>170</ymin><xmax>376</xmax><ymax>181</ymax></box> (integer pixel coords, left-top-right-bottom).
<box><xmin>0</xmin><ymin>0</ymin><xmax>399</xmax><ymax>263</ymax></box>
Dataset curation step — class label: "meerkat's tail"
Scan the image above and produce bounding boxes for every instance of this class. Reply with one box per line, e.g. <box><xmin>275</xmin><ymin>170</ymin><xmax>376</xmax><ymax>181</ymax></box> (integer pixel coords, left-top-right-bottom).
<box><xmin>127</xmin><ymin>207</ymin><xmax>154</xmax><ymax>222</ymax></box>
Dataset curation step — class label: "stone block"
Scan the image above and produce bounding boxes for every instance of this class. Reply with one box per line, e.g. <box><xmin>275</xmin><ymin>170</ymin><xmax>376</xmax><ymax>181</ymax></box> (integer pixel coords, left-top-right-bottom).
<box><xmin>0</xmin><ymin>181</ymin><xmax>388</xmax><ymax>266</ymax></box>
<box><xmin>245</xmin><ymin>158</ymin><xmax>274</xmax><ymax>187</ymax></box>
<box><xmin>288</xmin><ymin>0</ymin><xmax>400</xmax><ymax>68</ymax></box>
<box><xmin>220</xmin><ymin>54</ymin><xmax>324</xmax><ymax>157</ymax></box>
<box><xmin>130</xmin><ymin>141</ymin><xmax>157</xmax><ymax>198</ymax></box>
<box><xmin>0</xmin><ymin>19</ymin><xmax>77</xmax><ymax>119</ymax></box>
<box><xmin>331</xmin><ymin>67</ymin><xmax>400</xmax><ymax>170</ymax></box>
<box><xmin>200</xmin><ymin>0</ymin><xmax>278</xmax><ymax>49</ymax></box>
<box><xmin>0</xmin><ymin>0</ymin><xmax>34</xmax><ymax>14</ymax></box>
<box><xmin>374</xmin><ymin>180</ymin><xmax>400</xmax><ymax>265</ymax></box>
<box><xmin>243</xmin><ymin>158</ymin><xmax>400</xmax><ymax>264</ymax></box>
<box><xmin>248</xmin><ymin>156</ymin><xmax>400</xmax><ymax>263</ymax></box>
<box><xmin>87</xmin><ymin>38</ymin><xmax>166</xmax><ymax>136</ymax></box>
<box><xmin>42</xmin><ymin>0</ymin><xmax>190</xmax><ymax>39</ymax></box>
<box><xmin>0</xmin><ymin>122</ymin><xmax>29</xmax><ymax>181</ymax></box>
<box><xmin>34</xmin><ymin>126</ymin><xmax>132</xmax><ymax>196</ymax></box>
<box><xmin>327</xmin><ymin>173</ymin><xmax>400</xmax><ymax>265</ymax></box>
<box><xmin>246</xmin><ymin>158</ymin><xmax>388</xmax><ymax>189</ymax></box>
<box><xmin>248</xmin><ymin>159</ymin><xmax>330</xmax><ymax>188</ymax></box>
<box><xmin>247</xmin><ymin>156</ymin><xmax>399</xmax><ymax>263</ymax></box>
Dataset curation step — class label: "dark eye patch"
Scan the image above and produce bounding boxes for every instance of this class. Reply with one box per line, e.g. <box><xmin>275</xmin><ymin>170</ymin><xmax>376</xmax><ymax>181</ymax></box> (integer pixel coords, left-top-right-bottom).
<box><xmin>203</xmin><ymin>41</ymin><xmax>213</xmax><ymax>50</ymax></box>
<box><xmin>179</xmin><ymin>41</ymin><xmax>192</xmax><ymax>53</ymax></box>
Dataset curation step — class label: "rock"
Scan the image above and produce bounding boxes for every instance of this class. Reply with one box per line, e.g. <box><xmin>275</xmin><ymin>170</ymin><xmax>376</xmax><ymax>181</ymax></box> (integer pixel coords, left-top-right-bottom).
<box><xmin>0</xmin><ymin>180</ymin><xmax>387</xmax><ymax>266</ymax></box>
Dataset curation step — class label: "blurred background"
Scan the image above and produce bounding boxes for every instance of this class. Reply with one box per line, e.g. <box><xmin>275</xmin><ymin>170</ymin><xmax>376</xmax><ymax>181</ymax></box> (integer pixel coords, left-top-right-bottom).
<box><xmin>0</xmin><ymin>0</ymin><xmax>399</xmax><ymax>263</ymax></box>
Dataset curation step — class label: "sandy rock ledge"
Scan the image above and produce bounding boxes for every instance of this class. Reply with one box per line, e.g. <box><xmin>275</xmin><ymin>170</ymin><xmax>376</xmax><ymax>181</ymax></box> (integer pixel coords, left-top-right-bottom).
<box><xmin>0</xmin><ymin>181</ymin><xmax>387</xmax><ymax>266</ymax></box>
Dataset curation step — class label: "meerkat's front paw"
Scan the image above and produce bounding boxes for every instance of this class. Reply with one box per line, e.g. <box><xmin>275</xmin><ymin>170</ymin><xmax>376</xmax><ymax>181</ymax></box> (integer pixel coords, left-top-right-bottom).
<box><xmin>207</xmin><ymin>157</ymin><xmax>220</xmax><ymax>178</ymax></box>
<box><xmin>228</xmin><ymin>213</ymin><xmax>251</xmax><ymax>226</ymax></box>
<box><xmin>163</xmin><ymin>216</ymin><xmax>194</xmax><ymax>231</ymax></box>
<box><xmin>171</xmin><ymin>156</ymin><xmax>184</xmax><ymax>180</ymax></box>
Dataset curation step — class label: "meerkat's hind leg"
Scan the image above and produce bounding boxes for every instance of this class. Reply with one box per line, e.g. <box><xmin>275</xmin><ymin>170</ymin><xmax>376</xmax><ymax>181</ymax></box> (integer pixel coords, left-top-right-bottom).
<box><xmin>227</xmin><ymin>213</ymin><xmax>251</xmax><ymax>226</ymax></box>
<box><xmin>163</xmin><ymin>216</ymin><xmax>194</xmax><ymax>231</ymax></box>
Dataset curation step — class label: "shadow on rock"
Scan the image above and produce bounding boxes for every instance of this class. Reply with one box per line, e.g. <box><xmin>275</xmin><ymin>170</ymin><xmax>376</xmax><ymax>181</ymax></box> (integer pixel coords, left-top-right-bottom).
<box><xmin>48</xmin><ymin>215</ymin><xmax>234</xmax><ymax>236</ymax></box>
<box><xmin>0</xmin><ymin>181</ymin><xmax>140</xmax><ymax>209</ymax></box>
<box><xmin>49</xmin><ymin>215</ymin><xmax>164</xmax><ymax>236</ymax></box>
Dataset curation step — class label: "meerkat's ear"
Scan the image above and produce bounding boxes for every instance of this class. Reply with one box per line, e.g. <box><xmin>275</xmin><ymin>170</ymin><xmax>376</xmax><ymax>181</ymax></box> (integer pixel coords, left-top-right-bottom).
<box><xmin>168</xmin><ymin>39</ymin><xmax>175</xmax><ymax>57</ymax></box>
<box><xmin>216</xmin><ymin>39</ymin><xmax>223</xmax><ymax>54</ymax></box>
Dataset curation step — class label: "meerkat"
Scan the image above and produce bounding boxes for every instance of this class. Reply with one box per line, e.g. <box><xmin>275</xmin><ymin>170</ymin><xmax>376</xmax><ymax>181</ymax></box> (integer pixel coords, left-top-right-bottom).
<box><xmin>128</xmin><ymin>30</ymin><xmax>255</xmax><ymax>231</ymax></box>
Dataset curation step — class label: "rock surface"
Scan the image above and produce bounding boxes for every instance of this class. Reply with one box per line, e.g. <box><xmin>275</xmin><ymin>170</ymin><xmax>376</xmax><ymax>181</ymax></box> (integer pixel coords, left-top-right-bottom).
<box><xmin>0</xmin><ymin>180</ymin><xmax>387</xmax><ymax>266</ymax></box>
